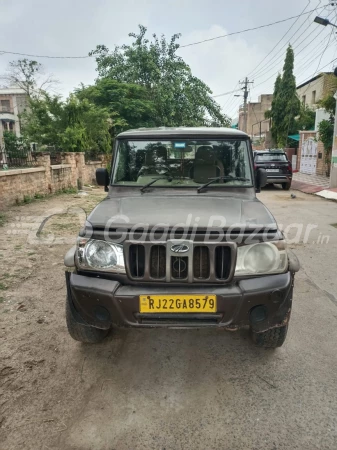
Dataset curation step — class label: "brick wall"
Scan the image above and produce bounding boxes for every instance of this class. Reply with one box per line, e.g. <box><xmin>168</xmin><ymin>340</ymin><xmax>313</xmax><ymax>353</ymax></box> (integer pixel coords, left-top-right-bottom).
<box><xmin>0</xmin><ymin>152</ymin><xmax>107</xmax><ymax>210</ymax></box>
<box><xmin>316</xmin><ymin>141</ymin><xmax>327</xmax><ymax>176</ymax></box>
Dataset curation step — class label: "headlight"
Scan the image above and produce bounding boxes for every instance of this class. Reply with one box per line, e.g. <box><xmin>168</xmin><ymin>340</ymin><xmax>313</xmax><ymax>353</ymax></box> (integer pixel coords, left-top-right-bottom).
<box><xmin>235</xmin><ymin>241</ymin><xmax>287</xmax><ymax>276</ymax></box>
<box><xmin>76</xmin><ymin>239</ymin><xmax>125</xmax><ymax>273</ymax></box>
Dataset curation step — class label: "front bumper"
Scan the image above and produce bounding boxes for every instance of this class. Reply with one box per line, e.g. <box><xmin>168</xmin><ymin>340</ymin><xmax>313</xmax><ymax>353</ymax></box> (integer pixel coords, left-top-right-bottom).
<box><xmin>66</xmin><ymin>271</ymin><xmax>294</xmax><ymax>332</ymax></box>
<box><xmin>266</xmin><ymin>174</ymin><xmax>292</xmax><ymax>184</ymax></box>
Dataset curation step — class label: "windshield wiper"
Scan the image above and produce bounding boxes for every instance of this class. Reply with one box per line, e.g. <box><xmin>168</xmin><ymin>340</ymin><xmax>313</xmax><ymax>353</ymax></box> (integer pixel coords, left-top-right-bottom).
<box><xmin>197</xmin><ymin>175</ymin><xmax>250</xmax><ymax>193</ymax></box>
<box><xmin>140</xmin><ymin>176</ymin><xmax>174</xmax><ymax>192</ymax></box>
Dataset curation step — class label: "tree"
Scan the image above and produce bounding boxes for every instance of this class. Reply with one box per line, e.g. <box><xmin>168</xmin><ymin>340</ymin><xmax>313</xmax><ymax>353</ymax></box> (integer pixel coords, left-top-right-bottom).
<box><xmin>267</xmin><ymin>74</ymin><xmax>283</xmax><ymax>143</ymax></box>
<box><xmin>295</xmin><ymin>104</ymin><xmax>316</xmax><ymax>131</ymax></box>
<box><xmin>21</xmin><ymin>94</ymin><xmax>111</xmax><ymax>153</ymax></box>
<box><xmin>3</xmin><ymin>131</ymin><xmax>30</xmax><ymax>158</ymax></box>
<box><xmin>89</xmin><ymin>26</ymin><xmax>229</xmax><ymax>128</ymax></box>
<box><xmin>0</xmin><ymin>59</ymin><xmax>58</xmax><ymax>97</ymax></box>
<box><xmin>268</xmin><ymin>46</ymin><xmax>300</xmax><ymax>147</ymax></box>
<box><xmin>318</xmin><ymin>118</ymin><xmax>334</xmax><ymax>171</ymax></box>
<box><xmin>75</xmin><ymin>78</ymin><xmax>157</xmax><ymax>135</ymax></box>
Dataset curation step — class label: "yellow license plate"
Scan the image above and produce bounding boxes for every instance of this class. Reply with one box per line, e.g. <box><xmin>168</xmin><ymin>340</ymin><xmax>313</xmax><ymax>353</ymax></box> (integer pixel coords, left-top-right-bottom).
<box><xmin>139</xmin><ymin>295</ymin><xmax>217</xmax><ymax>313</ymax></box>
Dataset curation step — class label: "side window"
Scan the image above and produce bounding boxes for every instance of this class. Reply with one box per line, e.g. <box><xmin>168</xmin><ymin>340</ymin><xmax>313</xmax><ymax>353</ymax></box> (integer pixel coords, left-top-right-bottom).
<box><xmin>1</xmin><ymin>100</ymin><xmax>10</xmax><ymax>111</ymax></box>
<box><xmin>312</xmin><ymin>90</ymin><xmax>316</xmax><ymax>104</ymax></box>
<box><xmin>115</xmin><ymin>143</ymin><xmax>128</xmax><ymax>182</ymax></box>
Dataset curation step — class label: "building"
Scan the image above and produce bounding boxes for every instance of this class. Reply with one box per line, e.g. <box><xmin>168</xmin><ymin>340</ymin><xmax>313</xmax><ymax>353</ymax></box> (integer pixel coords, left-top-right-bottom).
<box><xmin>238</xmin><ymin>94</ymin><xmax>273</xmax><ymax>138</ymax></box>
<box><xmin>0</xmin><ymin>88</ymin><xmax>29</xmax><ymax>144</ymax></box>
<box><xmin>296</xmin><ymin>72</ymin><xmax>334</xmax><ymax>108</ymax></box>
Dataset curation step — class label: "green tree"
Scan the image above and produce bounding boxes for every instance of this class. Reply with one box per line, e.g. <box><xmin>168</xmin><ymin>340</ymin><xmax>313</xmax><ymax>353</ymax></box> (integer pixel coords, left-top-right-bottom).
<box><xmin>316</xmin><ymin>75</ymin><xmax>337</xmax><ymax>170</ymax></box>
<box><xmin>268</xmin><ymin>46</ymin><xmax>300</xmax><ymax>147</ymax></box>
<box><xmin>76</xmin><ymin>78</ymin><xmax>156</xmax><ymax>135</ymax></box>
<box><xmin>295</xmin><ymin>104</ymin><xmax>315</xmax><ymax>131</ymax></box>
<box><xmin>22</xmin><ymin>94</ymin><xmax>111</xmax><ymax>152</ymax></box>
<box><xmin>318</xmin><ymin>118</ymin><xmax>334</xmax><ymax>174</ymax></box>
<box><xmin>3</xmin><ymin>131</ymin><xmax>30</xmax><ymax>158</ymax></box>
<box><xmin>89</xmin><ymin>26</ymin><xmax>229</xmax><ymax>128</ymax></box>
<box><xmin>266</xmin><ymin>74</ymin><xmax>283</xmax><ymax>143</ymax></box>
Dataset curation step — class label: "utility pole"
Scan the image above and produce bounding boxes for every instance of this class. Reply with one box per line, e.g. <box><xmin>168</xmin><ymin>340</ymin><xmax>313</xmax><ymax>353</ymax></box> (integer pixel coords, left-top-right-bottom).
<box><xmin>239</xmin><ymin>78</ymin><xmax>254</xmax><ymax>133</ymax></box>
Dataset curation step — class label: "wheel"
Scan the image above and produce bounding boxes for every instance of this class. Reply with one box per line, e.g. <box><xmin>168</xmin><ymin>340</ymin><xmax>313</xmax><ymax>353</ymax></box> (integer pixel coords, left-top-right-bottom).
<box><xmin>282</xmin><ymin>182</ymin><xmax>291</xmax><ymax>190</ymax></box>
<box><xmin>251</xmin><ymin>325</ymin><xmax>288</xmax><ymax>348</ymax></box>
<box><xmin>66</xmin><ymin>295</ymin><xmax>109</xmax><ymax>343</ymax></box>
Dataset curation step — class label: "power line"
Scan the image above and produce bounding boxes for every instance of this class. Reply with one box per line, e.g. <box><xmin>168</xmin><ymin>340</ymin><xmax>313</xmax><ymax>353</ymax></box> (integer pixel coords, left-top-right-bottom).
<box><xmin>179</xmin><ymin>6</ymin><xmax>328</xmax><ymax>49</ymax></box>
<box><xmin>212</xmin><ymin>88</ymin><xmax>242</xmax><ymax>98</ymax></box>
<box><xmin>222</xmin><ymin>93</ymin><xmax>242</xmax><ymax>117</ymax></box>
<box><xmin>295</xmin><ymin>36</ymin><xmax>335</xmax><ymax>78</ymax></box>
<box><xmin>221</xmin><ymin>82</ymin><xmax>240</xmax><ymax>110</ymax></box>
<box><xmin>247</xmin><ymin>0</ymin><xmax>313</xmax><ymax>78</ymax></box>
<box><xmin>0</xmin><ymin>50</ymin><xmax>91</xmax><ymax>59</ymax></box>
<box><xmin>0</xmin><ymin>6</ymin><xmax>329</xmax><ymax>61</ymax></box>
<box><xmin>218</xmin><ymin>2</ymin><xmax>328</xmax><ymax>110</ymax></box>
<box><xmin>249</xmin><ymin>10</ymin><xmax>334</xmax><ymax>88</ymax></box>
<box><xmin>251</xmin><ymin>4</ymin><xmax>331</xmax><ymax>81</ymax></box>
<box><xmin>251</xmin><ymin>3</ymin><xmax>326</xmax><ymax>78</ymax></box>
<box><xmin>296</xmin><ymin>56</ymin><xmax>337</xmax><ymax>86</ymax></box>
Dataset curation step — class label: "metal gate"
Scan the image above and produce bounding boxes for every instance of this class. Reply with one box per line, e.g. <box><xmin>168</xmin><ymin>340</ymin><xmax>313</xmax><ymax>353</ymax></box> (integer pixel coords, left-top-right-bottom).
<box><xmin>300</xmin><ymin>137</ymin><xmax>317</xmax><ymax>174</ymax></box>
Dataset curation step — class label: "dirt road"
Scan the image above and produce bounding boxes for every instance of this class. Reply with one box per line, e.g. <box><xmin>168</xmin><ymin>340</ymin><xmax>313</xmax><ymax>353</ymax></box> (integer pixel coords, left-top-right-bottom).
<box><xmin>1</xmin><ymin>186</ymin><xmax>337</xmax><ymax>450</ymax></box>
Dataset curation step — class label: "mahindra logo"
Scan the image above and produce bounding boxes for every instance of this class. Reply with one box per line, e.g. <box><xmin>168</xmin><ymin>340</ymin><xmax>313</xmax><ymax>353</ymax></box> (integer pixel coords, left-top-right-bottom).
<box><xmin>171</xmin><ymin>244</ymin><xmax>189</xmax><ymax>253</ymax></box>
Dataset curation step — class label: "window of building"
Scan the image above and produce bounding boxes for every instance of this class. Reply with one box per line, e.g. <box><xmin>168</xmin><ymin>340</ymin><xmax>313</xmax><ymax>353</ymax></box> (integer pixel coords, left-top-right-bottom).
<box><xmin>312</xmin><ymin>90</ymin><xmax>316</xmax><ymax>104</ymax></box>
<box><xmin>302</xmin><ymin>95</ymin><xmax>306</xmax><ymax>105</ymax></box>
<box><xmin>0</xmin><ymin>100</ymin><xmax>10</xmax><ymax>112</ymax></box>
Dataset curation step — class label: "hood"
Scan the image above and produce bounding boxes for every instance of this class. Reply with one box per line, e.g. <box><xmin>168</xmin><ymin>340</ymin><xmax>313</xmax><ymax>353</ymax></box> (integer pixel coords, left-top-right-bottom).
<box><xmin>88</xmin><ymin>194</ymin><xmax>277</xmax><ymax>231</ymax></box>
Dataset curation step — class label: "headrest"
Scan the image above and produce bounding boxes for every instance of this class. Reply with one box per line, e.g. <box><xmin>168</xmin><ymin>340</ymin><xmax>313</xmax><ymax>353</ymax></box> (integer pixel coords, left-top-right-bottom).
<box><xmin>195</xmin><ymin>146</ymin><xmax>215</xmax><ymax>164</ymax></box>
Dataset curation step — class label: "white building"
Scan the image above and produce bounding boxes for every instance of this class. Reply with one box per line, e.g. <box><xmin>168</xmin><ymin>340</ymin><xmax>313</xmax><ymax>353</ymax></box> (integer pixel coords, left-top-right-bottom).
<box><xmin>0</xmin><ymin>88</ymin><xmax>29</xmax><ymax>144</ymax></box>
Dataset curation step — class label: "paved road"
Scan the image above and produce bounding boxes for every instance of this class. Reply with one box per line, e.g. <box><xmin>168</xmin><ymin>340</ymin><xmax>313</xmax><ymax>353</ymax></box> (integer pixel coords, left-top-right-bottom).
<box><xmin>1</xmin><ymin>187</ymin><xmax>337</xmax><ymax>450</ymax></box>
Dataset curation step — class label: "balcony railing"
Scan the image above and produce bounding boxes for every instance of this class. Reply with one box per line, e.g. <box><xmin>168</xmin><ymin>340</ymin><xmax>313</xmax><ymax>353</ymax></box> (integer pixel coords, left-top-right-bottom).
<box><xmin>0</xmin><ymin>106</ymin><xmax>14</xmax><ymax>114</ymax></box>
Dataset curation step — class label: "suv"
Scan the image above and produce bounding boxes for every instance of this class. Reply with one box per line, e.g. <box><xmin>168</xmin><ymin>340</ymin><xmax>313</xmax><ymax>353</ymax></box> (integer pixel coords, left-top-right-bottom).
<box><xmin>254</xmin><ymin>149</ymin><xmax>292</xmax><ymax>190</ymax></box>
<box><xmin>64</xmin><ymin>128</ymin><xmax>299</xmax><ymax>348</ymax></box>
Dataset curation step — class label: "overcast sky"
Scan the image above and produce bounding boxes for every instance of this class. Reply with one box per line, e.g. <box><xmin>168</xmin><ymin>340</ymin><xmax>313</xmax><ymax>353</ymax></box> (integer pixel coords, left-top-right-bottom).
<box><xmin>1</xmin><ymin>0</ymin><xmax>337</xmax><ymax>120</ymax></box>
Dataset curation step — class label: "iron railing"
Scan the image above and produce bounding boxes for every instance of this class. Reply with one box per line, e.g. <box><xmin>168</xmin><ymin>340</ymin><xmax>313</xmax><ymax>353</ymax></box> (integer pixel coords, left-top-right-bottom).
<box><xmin>0</xmin><ymin>146</ymin><xmax>40</xmax><ymax>169</ymax></box>
<box><xmin>0</xmin><ymin>106</ymin><xmax>14</xmax><ymax>113</ymax></box>
<box><xmin>46</xmin><ymin>146</ymin><xmax>63</xmax><ymax>165</ymax></box>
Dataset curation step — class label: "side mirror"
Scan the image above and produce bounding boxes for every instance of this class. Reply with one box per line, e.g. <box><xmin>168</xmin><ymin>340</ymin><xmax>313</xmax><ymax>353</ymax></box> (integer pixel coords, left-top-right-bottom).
<box><xmin>96</xmin><ymin>168</ymin><xmax>110</xmax><ymax>192</ymax></box>
<box><xmin>255</xmin><ymin>168</ymin><xmax>267</xmax><ymax>193</ymax></box>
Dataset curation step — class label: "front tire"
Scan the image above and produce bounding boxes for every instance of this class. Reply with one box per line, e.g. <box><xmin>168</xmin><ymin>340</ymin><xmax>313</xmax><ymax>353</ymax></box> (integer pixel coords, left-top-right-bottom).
<box><xmin>282</xmin><ymin>182</ymin><xmax>291</xmax><ymax>190</ymax></box>
<box><xmin>251</xmin><ymin>325</ymin><xmax>288</xmax><ymax>348</ymax></box>
<box><xmin>66</xmin><ymin>295</ymin><xmax>109</xmax><ymax>343</ymax></box>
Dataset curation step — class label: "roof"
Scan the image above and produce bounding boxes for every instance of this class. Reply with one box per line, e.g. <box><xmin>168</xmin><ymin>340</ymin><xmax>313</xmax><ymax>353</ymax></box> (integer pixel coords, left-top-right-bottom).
<box><xmin>296</xmin><ymin>72</ymin><xmax>332</xmax><ymax>90</ymax></box>
<box><xmin>117</xmin><ymin>127</ymin><xmax>248</xmax><ymax>138</ymax></box>
<box><xmin>288</xmin><ymin>134</ymin><xmax>300</xmax><ymax>142</ymax></box>
<box><xmin>255</xmin><ymin>149</ymin><xmax>286</xmax><ymax>154</ymax></box>
<box><xmin>0</xmin><ymin>87</ymin><xmax>27</xmax><ymax>95</ymax></box>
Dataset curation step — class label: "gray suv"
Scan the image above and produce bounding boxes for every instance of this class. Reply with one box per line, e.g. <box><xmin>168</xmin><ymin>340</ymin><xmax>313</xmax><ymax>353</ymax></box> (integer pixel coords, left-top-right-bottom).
<box><xmin>64</xmin><ymin>128</ymin><xmax>299</xmax><ymax>348</ymax></box>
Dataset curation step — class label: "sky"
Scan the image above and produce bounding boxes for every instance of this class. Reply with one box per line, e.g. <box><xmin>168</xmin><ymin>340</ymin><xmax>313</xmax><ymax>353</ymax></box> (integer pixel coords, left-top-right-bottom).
<box><xmin>1</xmin><ymin>0</ymin><xmax>337</xmax><ymax>121</ymax></box>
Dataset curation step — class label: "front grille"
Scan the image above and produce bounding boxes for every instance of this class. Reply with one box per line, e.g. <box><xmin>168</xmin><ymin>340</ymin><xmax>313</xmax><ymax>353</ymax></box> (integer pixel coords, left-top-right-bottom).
<box><xmin>124</xmin><ymin>241</ymin><xmax>236</xmax><ymax>283</ymax></box>
<box><xmin>171</xmin><ymin>256</ymin><xmax>188</xmax><ymax>280</ymax></box>
<box><xmin>193</xmin><ymin>246</ymin><xmax>210</xmax><ymax>280</ymax></box>
<box><xmin>129</xmin><ymin>244</ymin><xmax>145</xmax><ymax>278</ymax></box>
<box><xmin>150</xmin><ymin>245</ymin><xmax>166</xmax><ymax>279</ymax></box>
<box><xmin>215</xmin><ymin>246</ymin><xmax>231</xmax><ymax>280</ymax></box>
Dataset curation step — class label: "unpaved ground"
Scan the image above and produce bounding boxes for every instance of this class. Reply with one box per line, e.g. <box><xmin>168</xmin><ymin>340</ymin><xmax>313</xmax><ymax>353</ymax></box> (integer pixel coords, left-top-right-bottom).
<box><xmin>1</xmin><ymin>186</ymin><xmax>337</xmax><ymax>450</ymax></box>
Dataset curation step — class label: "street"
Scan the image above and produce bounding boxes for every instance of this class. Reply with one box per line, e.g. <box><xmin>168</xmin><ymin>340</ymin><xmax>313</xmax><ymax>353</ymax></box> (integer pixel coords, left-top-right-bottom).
<box><xmin>1</xmin><ymin>187</ymin><xmax>337</xmax><ymax>450</ymax></box>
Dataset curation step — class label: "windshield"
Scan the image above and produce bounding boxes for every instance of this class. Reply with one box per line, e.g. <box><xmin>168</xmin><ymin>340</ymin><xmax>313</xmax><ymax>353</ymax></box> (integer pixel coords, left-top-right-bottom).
<box><xmin>256</xmin><ymin>153</ymin><xmax>287</xmax><ymax>162</ymax></box>
<box><xmin>112</xmin><ymin>139</ymin><xmax>253</xmax><ymax>188</ymax></box>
